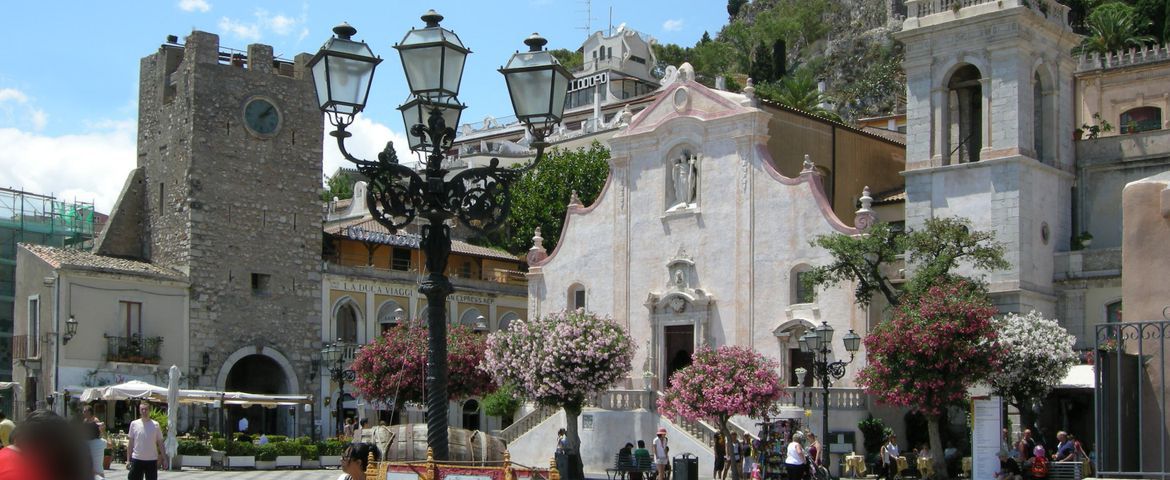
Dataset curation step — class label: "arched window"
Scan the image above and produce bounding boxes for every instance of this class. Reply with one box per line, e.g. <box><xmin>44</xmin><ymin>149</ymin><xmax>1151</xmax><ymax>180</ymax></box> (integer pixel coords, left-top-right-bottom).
<box><xmin>569</xmin><ymin>283</ymin><xmax>586</xmax><ymax>310</ymax></box>
<box><xmin>377</xmin><ymin>301</ymin><xmax>405</xmax><ymax>334</ymax></box>
<box><xmin>335</xmin><ymin>302</ymin><xmax>359</xmax><ymax>344</ymax></box>
<box><xmin>1121</xmin><ymin>107</ymin><xmax>1162</xmax><ymax>134</ymax></box>
<box><xmin>462</xmin><ymin>399</ymin><xmax>480</xmax><ymax>431</ymax></box>
<box><xmin>790</xmin><ymin>265</ymin><xmax>816</xmax><ymax>304</ymax></box>
<box><xmin>497</xmin><ymin>312</ymin><xmax>521</xmax><ymax>332</ymax></box>
<box><xmin>459</xmin><ymin>308</ymin><xmax>486</xmax><ymax>332</ymax></box>
<box><xmin>946</xmin><ymin>65</ymin><xmax>983</xmax><ymax>165</ymax></box>
<box><xmin>417</xmin><ymin>305</ymin><xmax>430</xmax><ymax>323</ymax></box>
<box><xmin>1032</xmin><ymin>70</ymin><xmax>1055</xmax><ymax>165</ymax></box>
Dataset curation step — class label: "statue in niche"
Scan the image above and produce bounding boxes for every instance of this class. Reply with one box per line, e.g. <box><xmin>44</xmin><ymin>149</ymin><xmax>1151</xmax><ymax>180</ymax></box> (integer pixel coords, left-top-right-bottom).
<box><xmin>670</xmin><ymin>151</ymin><xmax>697</xmax><ymax>209</ymax></box>
<box><xmin>674</xmin><ymin>269</ymin><xmax>686</xmax><ymax>289</ymax></box>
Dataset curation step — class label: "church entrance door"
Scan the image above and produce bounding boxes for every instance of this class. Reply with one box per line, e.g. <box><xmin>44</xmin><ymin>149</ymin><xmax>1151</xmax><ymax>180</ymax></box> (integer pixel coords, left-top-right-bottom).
<box><xmin>664</xmin><ymin>325</ymin><xmax>695</xmax><ymax>387</ymax></box>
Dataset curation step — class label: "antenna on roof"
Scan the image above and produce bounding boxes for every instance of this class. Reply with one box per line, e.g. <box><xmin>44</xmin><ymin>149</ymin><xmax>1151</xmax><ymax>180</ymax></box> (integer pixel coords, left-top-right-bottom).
<box><xmin>608</xmin><ymin>6</ymin><xmax>613</xmax><ymax>36</ymax></box>
<box><xmin>577</xmin><ymin>0</ymin><xmax>596</xmax><ymax>34</ymax></box>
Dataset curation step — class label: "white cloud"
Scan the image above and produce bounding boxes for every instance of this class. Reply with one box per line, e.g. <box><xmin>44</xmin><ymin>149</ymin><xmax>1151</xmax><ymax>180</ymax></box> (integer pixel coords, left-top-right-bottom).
<box><xmin>218</xmin><ymin>17</ymin><xmax>262</xmax><ymax>41</ymax></box>
<box><xmin>662</xmin><ymin>19</ymin><xmax>685</xmax><ymax>32</ymax></box>
<box><xmin>0</xmin><ymin>120</ymin><xmax>136</xmax><ymax>213</ymax></box>
<box><xmin>178</xmin><ymin>0</ymin><xmax>211</xmax><ymax>13</ymax></box>
<box><xmin>321</xmin><ymin>117</ymin><xmax>417</xmax><ymax>186</ymax></box>
<box><xmin>0</xmin><ymin>88</ymin><xmax>28</xmax><ymax>103</ymax></box>
<box><xmin>218</xmin><ymin>7</ymin><xmax>309</xmax><ymax>42</ymax></box>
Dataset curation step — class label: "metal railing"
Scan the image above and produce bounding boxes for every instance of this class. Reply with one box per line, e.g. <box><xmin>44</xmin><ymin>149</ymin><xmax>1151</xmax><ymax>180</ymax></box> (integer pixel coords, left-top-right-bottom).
<box><xmin>105</xmin><ymin>334</ymin><xmax>163</xmax><ymax>364</ymax></box>
<box><xmin>1095</xmin><ymin>319</ymin><xmax>1169</xmax><ymax>478</ymax></box>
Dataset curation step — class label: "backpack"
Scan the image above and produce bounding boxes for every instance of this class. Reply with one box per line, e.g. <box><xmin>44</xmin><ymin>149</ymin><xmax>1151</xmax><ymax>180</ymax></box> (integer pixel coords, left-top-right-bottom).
<box><xmin>1031</xmin><ymin>455</ymin><xmax>1049</xmax><ymax>478</ymax></box>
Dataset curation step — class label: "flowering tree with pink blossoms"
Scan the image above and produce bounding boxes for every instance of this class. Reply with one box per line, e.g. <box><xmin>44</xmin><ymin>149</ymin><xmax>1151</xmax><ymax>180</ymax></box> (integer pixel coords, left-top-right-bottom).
<box><xmin>351</xmin><ymin>324</ymin><xmax>493</xmax><ymax>413</ymax></box>
<box><xmin>857</xmin><ymin>280</ymin><xmax>1003</xmax><ymax>480</ymax></box>
<box><xmin>481</xmin><ymin>309</ymin><xmax>634</xmax><ymax>462</ymax></box>
<box><xmin>658</xmin><ymin>345</ymin><xmax>785</xmax><ymax>480</ymax></box>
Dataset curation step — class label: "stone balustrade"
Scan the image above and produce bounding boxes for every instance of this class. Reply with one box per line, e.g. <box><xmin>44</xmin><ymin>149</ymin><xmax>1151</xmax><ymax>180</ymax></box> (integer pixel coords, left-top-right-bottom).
<box><xmin>1077</xmin><ymin>44</ymin><xmax>1170</xmax><ymax>73</ymax></box>
<box><xmin>499</xmin><ymin>405</ymin><xmax>558</xmax><ymax>444</ymax></box>
<box><xmin>787</xmin><ymin>387</ymin><xmax>869</xmax><ymax>411</ymax></box>
<box><xmin>904</xmin><ymin>0</ymin><xmax>1069</xmax><ymax>30</ymax></box>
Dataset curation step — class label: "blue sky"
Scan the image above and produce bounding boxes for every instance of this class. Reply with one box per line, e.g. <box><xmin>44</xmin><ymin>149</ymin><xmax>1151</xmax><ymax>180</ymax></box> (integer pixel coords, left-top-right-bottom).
<box><xmin>0</xmin><ymin>0</ymin><xmax>727</xmax><ymax>213</ymax></box>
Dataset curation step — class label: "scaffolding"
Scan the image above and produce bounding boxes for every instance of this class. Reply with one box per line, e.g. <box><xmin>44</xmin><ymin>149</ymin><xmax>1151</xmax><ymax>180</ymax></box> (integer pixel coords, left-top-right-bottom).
<box><xmin>0</xmin><ymin>187</ymin><xmax>97</xmax><ymax>414</ymax></box>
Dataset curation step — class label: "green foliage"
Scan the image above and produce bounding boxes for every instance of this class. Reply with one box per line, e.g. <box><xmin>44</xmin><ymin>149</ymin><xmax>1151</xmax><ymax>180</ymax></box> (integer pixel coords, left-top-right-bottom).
<box><xmin>226</xmin><ymin>440</ymin><xmax>257</xmax><ymax>457</ymax></box>
<box><xmin>807</xmin><ymin>217</ymin><xmax>1008</xmax><ymax>308</ymax></box>
<box><xmin>265</xmin><ymin>435</ymin><xmax>288</xmax><ymax>443</ymax></box>
<box><xmin>549</xmin><ymin>48</ymin><xmax>584</xmax><ymax>72</ymax></box>
<box><xmin>1132</xmin><ymin>0</ymin><xmax>1168</xmax><ymax>41</ymax></box>
<box><xmin>149</xmin><ymin>408</ymin><xmax>167</xmax><ymax>434</ymax></box>
<box><xmin>210</xmin><ymin>438</ymin><xmax>227</xmax><ymax>452</ymax></box>
<box><xmin>293</xmin><ymin>436</ymin><xmax>313</xmax><ymax>445</ymax></box>
<box><xmin>485</xmin><ymin>141</ymin><xmax>610</xmax><ymax>254</ymax></box>
<box><xmin>1077</xmin><ymin>2</ymin><xmax>1156</xmax><ymax>56</ymax></box>
<box><xmin>255</xmin><ymin>443</ymin><xmax>279</xmax><ymax>461</ymax></box>
<box><xmin>316</xmin><ymin>439</ymin><xmax>349</xmax><ymax>456</ymax></box>
<box><xmin>755</xmin><ymin>69</ymin><xmax>841</xmax><ymax>121</ymax></box>
<box><xmin>482</xmin><ymin>384</ymin><xmax>523</xmax><ymax>418</ymax></box>
<box><xmin>727</xmin><ymin>0</ymin><xmax>748</xmax><ymax>20</ymax></box>
<box><xmin>177</xmin><ymin>439</ymin><xmax>211</xmax><ymax>456</ymax></box>
<box><xmin>321</xmin><ymin>171</ymin><xmax>354</xmax><ymax>201</ymax></box>
<box><xmin>300</xmin><ymin>444</ymin><xmax>319</xmax><ymax>460</ymax></box>
<box><xmin>858</xmin><ymin>416</ymin><xmax>892</xmax><ymax>461</ymax></box>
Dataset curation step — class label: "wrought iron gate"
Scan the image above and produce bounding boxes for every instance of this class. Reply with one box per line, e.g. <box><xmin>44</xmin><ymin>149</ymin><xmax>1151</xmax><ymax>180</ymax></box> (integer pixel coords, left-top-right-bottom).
<box><xmin>1095</xmin><ymin>319</ymin><xmax>1170</xmax><ymax>478</ymax></box>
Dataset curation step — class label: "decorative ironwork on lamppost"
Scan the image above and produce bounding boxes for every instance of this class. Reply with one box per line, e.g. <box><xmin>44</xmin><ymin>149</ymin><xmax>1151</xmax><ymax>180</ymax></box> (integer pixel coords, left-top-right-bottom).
<box><xmin>309</xmin><ymin>11</ymin><xmax>571</xmax><ymax>460</ymax></box>
<box><xmin>320</xmin><ymin>340</ymin><xmax>357</xmax><ymax>436</ymax></box>
<box><xmin>799</xmin><ymin>321</ymin><xmax>862</xmax><ymax>446</ymax></box>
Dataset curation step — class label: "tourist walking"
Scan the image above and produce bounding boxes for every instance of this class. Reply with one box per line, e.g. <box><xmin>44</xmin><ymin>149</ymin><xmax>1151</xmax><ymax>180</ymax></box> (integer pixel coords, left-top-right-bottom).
<box><xmin>653</xmin><ymin>427</ymin><xmax>670</xmax><ymax>480</ymax></box>
<box><xmin>81</xmin><ymin>405</ymin><xmax>106</xmax><ymax>479</ymax></box>
<box><xmin>127</xmin><ymin>403</ymin><xmax>167</xmax><ymax>480</ymax></box>
<box><xmin>783</xmin><ymin>431</ymin><xmax>807</xmax><ymax>480</ymax></box>
<box><xmin>713</xmin><ymin>433</ymin><xmax>727</xmax><ymax>480</ymax></box>
<box><xmin>880</xmin><ymin>434</ymin><xmax>899</xmax><ymax>480</ymax></box>
<box><xmin>343</xmin><ymin>417</ymin><xmax>355</xmax><ymax>439</ymax></box>
<box><xmin>1052</xmin><ymin>431</ymin><xmax>1075</xmax><ymax>462</ymax></box>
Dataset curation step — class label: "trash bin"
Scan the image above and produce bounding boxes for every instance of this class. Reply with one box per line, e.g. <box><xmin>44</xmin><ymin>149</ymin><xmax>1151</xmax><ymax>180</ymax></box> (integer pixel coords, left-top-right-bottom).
<box><xmin>673</xmin><ymin>453</ymin><xmax>698</xmax><ymax>480</ymax></box>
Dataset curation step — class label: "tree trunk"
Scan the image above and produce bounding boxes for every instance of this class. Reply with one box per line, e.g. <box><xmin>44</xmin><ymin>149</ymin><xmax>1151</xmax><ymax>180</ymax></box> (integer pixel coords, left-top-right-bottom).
<box><xmin>927</xmin><ymin>416</ymin><xmax>947</xmax><ymax>480</ymax></box>
<box><xmin>1016</xmin><ymin>398</ymin><xmax>1040</xmax><ymax>444</ymax></box>
<box><xmin>721</xmin><ymin>417</ymin><xmax>741</xmax><ymax>480</ymax></box>
<box><xmin>563</xmin><ymin>403</ymin><xmax>585</xmax><ymax>480</ymax></box>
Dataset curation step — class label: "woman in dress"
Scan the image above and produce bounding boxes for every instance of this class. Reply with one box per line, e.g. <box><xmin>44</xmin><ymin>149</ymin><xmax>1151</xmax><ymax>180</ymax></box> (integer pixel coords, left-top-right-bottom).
<box><xmin>81</xmin><ymin>405</ymin><xmax>106</xmax><ymax>480</ymax></box>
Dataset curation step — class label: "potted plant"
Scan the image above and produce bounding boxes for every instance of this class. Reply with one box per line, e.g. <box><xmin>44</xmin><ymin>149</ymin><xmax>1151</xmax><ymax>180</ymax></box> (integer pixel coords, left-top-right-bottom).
<box><xmin>1074</xmin><ymin>231</ymin><xmax>1094</xmax><ymax>250</ymax></box>
<box><xmin>255</xmin><ymin>443</ymin><xmax>278</xmax><ymax>470</ymax></box>
<box><xmin>273</xmin><ymin>441</ymin><xmax>302</xmax><ymax>469</ymax></box>
<box><xmin>317</xmin><ymin>439</ymin><xmax>347</xmax><ymax>468</ymax></box>
<box><xmin>103</xmin><ymin>446</ymin><xmax>113</xmax><ymax>470</ymax></box>
<box><xmin>177</xmin><ymin>439</ymin><xmax>213</xmax><ymax>468</ymax></box>
<box><xmin>209</xmin><ymin>437</ymin><xmax>227</xmax><ymax>466</ymax></box>
<box><xmin>225</xmin><ymin>440</ymin><xmax>256</xmax><ymax>469</ymax></box>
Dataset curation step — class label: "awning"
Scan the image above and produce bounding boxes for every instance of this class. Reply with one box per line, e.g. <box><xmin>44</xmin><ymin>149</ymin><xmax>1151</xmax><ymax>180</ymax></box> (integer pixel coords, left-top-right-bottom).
<box><xmin>79</xmin><ymin>381</ymin><xmax>312</xmax><ymax>406</ymax></box>
<box><xmin>1056</xmin><ymin>364</ymin><xmax>1095</xmax><ymax>389</ymax></box>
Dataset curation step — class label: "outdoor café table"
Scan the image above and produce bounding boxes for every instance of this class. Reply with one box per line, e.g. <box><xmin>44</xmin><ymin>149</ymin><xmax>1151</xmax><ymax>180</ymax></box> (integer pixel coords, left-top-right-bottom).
<box><xmin>844</xmin><ymin>453</ymin><xmax>866</xmax><ymax>478</ymax></box>
<box><xmin>917</xmin><ymin>457</ymin><xmax>934</xmax><ymax>478</ymax></box>
<box><xmin>962</xmin><ymin>457</ymin><xmax>972</xmax><ymax>478</ymax></box>
<box><xmin>896</xmin><ymin>456</ymin><xmax>909</xmax><ymax>478</ymax></box>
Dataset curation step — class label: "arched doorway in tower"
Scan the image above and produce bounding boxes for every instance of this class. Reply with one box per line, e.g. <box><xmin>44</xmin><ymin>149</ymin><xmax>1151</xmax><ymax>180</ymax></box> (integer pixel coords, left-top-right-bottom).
<box><xmin>225</xmin><ymin>354</ymin><xmax>290</xmax><ymax>436</ymax></box>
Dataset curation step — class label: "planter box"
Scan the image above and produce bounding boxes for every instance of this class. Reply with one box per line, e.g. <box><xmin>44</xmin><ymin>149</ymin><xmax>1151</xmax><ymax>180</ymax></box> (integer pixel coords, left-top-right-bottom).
<box><xmin>177</xmin><ymin>455</ymin><xmax>212</xmax><ymax>468</ymax></box>
<box><xmin>255</xmin><ymin>460</ymin><xmax>276</xmax><ymax>470</ymax></box>
<box><xmin>227</xmin><ymin>456</ymin><xmax>256</xmax><ymax>468</ymax></box>
<box><xmin>319</xmin><ymin>455</ymin><xmax>342</xmax><ymax>468</ymax></box>
<box><xmin>276</xmin><ymin>456</ymin><xmax>302</xmax><ymax>469</ymax></box>
<box><xmin>301</xmin><ymin>459</ymin><xmax>321</xmax><ymax>469</ymax></box>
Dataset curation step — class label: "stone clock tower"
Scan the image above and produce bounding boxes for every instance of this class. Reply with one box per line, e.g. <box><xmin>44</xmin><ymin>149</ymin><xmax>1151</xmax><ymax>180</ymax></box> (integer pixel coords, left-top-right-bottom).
<box><xmin>97</xmin><ymin>31</ymin><xmax>322</xmax><ymax>434</ymax></box>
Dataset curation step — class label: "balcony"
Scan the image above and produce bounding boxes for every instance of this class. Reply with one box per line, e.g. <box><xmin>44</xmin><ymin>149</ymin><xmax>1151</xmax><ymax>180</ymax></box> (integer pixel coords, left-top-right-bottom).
<box><xmin>11</xmin><ymin>334</ymin><xmax>32</xmax><ymax>360</ymax></box>
<box><xmin>105</xmin><ymin>334</ymin><xmax>163</xmax><ymax>364</ymax></box>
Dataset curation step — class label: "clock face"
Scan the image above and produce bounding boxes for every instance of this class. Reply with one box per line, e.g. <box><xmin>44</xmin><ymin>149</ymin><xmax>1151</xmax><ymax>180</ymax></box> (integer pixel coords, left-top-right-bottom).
<box><xmin>243</xmin><ymin>98</ymin><xmax>281</xmax><ymax>136</ymax></box>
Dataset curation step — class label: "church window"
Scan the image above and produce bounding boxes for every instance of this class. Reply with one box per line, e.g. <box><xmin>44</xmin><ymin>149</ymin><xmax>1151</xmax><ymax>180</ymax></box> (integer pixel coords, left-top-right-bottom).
<box><xmin>1120</xmin><ymin>107</ymin><xmax>1162</xmax><ymax>134</ymax></box>
<box><xmin>946</xmin><ymin>65</ymin><xmax>983</xmax><ymax>165</ymax></box>
<box><xmin>570</xmin><ymin>284</ymin><xmax>586</xmax><ymax>310</ymax></box>
<box><xmin>791</xmin><ymin>267</ymin><xmax>816</xmax><ymax>304</ymax></box>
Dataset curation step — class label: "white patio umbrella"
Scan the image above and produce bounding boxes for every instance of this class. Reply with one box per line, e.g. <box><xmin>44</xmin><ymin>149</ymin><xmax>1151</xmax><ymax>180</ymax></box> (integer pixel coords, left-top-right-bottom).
<box><xmin>165</xmin><ymin>365</ymin><xmax>180</xmax><ymax>469</ymax></box>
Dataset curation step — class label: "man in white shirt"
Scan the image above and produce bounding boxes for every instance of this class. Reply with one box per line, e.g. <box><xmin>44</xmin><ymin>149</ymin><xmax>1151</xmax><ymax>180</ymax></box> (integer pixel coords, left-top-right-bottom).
<box><xmin>127</xmin><ymin>403</ymin><xmax>167</xmax><ymax>480</ymax></box>
<box><xmin>654</xmin><ymin>427</ymin><xmax>670</xmax><ymax>480</ymax></box>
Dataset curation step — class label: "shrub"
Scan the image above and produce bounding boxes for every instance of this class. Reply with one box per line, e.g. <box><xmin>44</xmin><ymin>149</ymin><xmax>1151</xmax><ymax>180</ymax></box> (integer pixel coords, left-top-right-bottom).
<box><xmin>272</xmin><ymin>441</ymin><xmax>301</xmax><ymax>457</ymax></box>
<box><xmin>265</xmin><ymin>435</ymin><xmax>289</xmax><ymax>443</ymax></box>
<box><xmin>255</xmin><ymin>444</ymin><xmax>279</xmax><ymax>461</ymax></box>
<box><xmin>316</xmin><ymin>439</ymin><xmax>348</xmax><ymax>456</ymax></box>
<box><xmin>226</xmin><ymin>441</ymin><xmax>257</xmax><ymax>457</ymax></box>
<box><xmin>177</xmin><ymin>439</ymin><xmax>212</xmax><ymax>456</ymax></box>
<box><xmin>300</xmin><ymin>444</ymin><xmax>319</xmax><ymax>460</ymax></box>
<box><xmin>293</xmin><ymin>436</ymin><xmax>313</xmax><ymax>445</ymax></box>
<box><xmin>210</xmin><ymin>438</ymin><xmax>227</xmax><ymax>452</ymax></box>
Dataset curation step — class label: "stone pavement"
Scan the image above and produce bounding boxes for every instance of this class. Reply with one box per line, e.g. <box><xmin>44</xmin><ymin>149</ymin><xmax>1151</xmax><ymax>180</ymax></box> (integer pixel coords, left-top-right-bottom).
<box><xmin>109</xmin><ymin>468</ymin><xmax>344</xmax><ymax>480</ymax></box>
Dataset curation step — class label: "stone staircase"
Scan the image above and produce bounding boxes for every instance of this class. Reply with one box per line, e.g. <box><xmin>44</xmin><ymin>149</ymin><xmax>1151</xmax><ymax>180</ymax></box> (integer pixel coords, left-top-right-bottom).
<box><xmin>499</xmin><ymin>405</ymin><xmax>559</xmax><ymax>444</ymax></box>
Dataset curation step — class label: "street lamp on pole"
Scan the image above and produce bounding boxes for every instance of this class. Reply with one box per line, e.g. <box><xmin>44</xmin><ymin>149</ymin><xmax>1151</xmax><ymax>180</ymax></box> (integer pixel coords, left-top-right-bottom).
<box><xmin>798</xmin><ymin>321</ymin><xmax>862</xmax><ymax>451</ymax></box>
<box><xmin>321</xmin><ymin>340</ymin><xmax>356</xmax><ymax>437</ymax></box>
<box><xmin>309</xmin><ymin>11</ymin><xmax>571</xmax><ymax>460</ymax></box>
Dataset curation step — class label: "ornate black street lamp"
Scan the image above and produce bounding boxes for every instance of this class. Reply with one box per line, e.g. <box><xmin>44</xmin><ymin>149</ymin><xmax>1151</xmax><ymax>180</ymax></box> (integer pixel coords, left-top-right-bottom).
<box><xmin>799</xmin><ymin>321</ymin><xmax>862</xmax><ymax>453</ymax></box>
<box><xmin>309</xmin><ymin>11</ymin><xmax>571</xmax><ymax>460</ymax></box>
<box><xmin>321</xmin><ymin>340</ymin><xmax>357</xmax><ymax>436</ymax></box>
